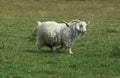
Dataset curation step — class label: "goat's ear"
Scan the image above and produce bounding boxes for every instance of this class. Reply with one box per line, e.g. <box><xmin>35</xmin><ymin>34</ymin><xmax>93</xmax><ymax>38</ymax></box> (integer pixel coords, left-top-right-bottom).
<box><xmin>76</xmin><ymin>23</ymin><xmax>80</xmax><ymax>30</ymax></box>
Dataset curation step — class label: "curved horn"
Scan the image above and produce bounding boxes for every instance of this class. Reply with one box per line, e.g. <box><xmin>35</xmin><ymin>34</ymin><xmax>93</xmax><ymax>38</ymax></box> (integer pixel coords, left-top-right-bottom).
<box><xmin>87</xmin><ymin>20</ymin><xmax>91</xmax><ymax>25</ymax></box>
<box><xmin>71</xmin><ymin>19</ymin><xmax>81</xmax><ymax>23</ymax></box>
<box><xmin>62</xmin><ymin>20</ymin><xmax>69</xmax><ymax>27</ymax></box>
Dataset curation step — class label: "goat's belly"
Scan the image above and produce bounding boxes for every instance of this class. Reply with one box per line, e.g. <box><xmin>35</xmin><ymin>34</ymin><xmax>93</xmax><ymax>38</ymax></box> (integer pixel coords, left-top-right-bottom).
<box><xmin>44</xmin><ymin>39</ymin><xmax>61</xmax><ymax>47</ymax></box>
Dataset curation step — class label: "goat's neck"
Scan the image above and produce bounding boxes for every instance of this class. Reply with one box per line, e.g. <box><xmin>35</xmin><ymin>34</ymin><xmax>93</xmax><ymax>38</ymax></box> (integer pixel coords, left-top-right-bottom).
<box><xmin>70</xmin><ymin>26</ymin><xmax>81</xmax><ymax>41</ymax></box>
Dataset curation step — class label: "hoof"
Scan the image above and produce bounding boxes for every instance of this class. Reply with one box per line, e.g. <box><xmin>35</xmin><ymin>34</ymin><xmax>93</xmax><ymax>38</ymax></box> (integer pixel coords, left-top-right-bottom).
<box><xmin>69</xmin><ymin>52</ymin><xmax>73</xmax><ymax>54</ymax></box>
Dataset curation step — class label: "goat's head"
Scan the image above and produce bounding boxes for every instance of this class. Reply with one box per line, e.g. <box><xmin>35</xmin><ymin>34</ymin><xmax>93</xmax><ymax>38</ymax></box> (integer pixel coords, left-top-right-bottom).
<box><xmin>63</xmin><ymin>19</ymin><xmax>90</xmax><ymax>34</ymax></box>
<box><xmin>80</xmin><ymin>21</ymin><xmax>87</xmax><ymax>33</ymax></box>
<box><xmin>70</xmin><ymin>19</ymin><xmax>87</xmax><ymax>33</ymax></box>
<box><xmin>75</xmin><ymin>21</ymin><xmax>87</xmax><ymax>34</ymax></box>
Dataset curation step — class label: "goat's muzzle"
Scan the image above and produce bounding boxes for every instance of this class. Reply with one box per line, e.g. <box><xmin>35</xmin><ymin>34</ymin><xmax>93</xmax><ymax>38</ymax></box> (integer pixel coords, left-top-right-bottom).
<box><xmin>83</xmin><ymin>31</ymin><xmax>87</xmax><ymax>34</ymax></box>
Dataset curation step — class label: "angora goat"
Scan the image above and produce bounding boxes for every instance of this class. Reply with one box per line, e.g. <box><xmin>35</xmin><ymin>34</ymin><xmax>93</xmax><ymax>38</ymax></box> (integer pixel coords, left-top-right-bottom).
<box><xmin>36</xmin><ymin>19</ymin><xmax>90</xmax><ymax>54</ymax></box>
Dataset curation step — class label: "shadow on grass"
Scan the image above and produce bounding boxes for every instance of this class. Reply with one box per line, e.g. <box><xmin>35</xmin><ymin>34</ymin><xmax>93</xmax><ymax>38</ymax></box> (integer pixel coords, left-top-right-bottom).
<box><xmin>25</xmin><ymin>49</ymin><xmax>64</xmax><ymax>54</ymax></box>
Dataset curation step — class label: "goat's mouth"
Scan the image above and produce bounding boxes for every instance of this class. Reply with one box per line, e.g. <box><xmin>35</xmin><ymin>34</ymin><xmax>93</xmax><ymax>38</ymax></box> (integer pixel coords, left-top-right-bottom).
<box><xmin>83</xmin><ymin>31</ymin><xmax>87</xmax><ymax>34</ymax></box>
<box><xmin>80</xmin><ymin>31</ymin><xmax>87</xmax><ymax>34</ymax></box>
<box><xmin>81</xmin><ymin>31</ymin><xmax>87</xmax><ymax>36</ymax></box>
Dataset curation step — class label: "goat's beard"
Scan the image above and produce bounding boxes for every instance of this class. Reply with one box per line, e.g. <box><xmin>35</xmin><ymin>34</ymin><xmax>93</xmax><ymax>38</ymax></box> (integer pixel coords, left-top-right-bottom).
<box><xmin>81</xmin><ymin>32</ymin><xmax>86</xmax><ymax>36</ymax></box>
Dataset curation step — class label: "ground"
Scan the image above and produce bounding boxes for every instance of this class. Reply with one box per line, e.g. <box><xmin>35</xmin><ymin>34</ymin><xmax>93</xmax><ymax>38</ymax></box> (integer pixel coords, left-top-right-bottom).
<box><xmin>0</xmin><ymin>0</ymin><xmax>120</xmax><ymax>78</ymax></box>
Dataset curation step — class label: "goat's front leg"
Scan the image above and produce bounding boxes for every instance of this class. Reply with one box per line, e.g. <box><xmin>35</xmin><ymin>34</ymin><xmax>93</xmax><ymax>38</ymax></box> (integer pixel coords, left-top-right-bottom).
<box><xmin>65</xmin><ymin>41</ymin><xmax>73</xmax><ymax>54</ymax></box>
<box><xmin>65</xmin><ymin>46</ymin><xmax>73</xmax><ymax>54</ymax></box>
<box><xmin>68</xmin><ymin>47</ymin><xmax>73</xmax><ymax>54</ymax></box>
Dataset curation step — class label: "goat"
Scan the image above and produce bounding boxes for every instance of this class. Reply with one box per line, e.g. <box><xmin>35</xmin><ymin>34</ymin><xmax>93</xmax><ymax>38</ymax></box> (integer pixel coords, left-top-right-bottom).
<box><xmin>36</xmin><ymin>19</ymin><xmax>90</xmax><ymax>54</ymax></box>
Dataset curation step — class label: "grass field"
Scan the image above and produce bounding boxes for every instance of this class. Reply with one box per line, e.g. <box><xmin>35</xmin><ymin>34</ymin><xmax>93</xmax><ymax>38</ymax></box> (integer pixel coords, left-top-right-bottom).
<box><xmin>0</xmin><ymin>0</ymin><xmax>120</xmax><ymax>78</ymax></box>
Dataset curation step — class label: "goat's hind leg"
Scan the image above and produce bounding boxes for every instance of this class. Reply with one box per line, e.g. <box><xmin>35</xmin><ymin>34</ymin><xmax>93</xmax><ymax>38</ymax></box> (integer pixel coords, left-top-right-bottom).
<box><xmin>56</xmin><ymin>45</ymin><xmax>63</xmax><ymax>52</ymax></box>
<box><xmin>36</xmin><ymin>41</ymin><xmax>40</xmax><ymax>52</ymax></box>
<box><xmin>36</xmin><ymin>36</ymin><xmax>44</xmax><ymax>52</ymax></box>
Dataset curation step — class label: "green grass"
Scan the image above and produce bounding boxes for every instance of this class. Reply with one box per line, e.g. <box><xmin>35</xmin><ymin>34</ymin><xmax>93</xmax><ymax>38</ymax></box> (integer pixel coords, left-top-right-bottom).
<box><xmin>0</xmin><ymin>0</ymin><xmax>120</xmax><ymax>78</ymax></box>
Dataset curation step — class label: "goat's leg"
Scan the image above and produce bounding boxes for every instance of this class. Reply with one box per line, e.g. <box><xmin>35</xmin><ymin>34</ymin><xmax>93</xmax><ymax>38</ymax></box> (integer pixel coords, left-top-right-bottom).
<box><xmin>36</xmin><ymin>40</ymin><xmax>42</xmax><ymax>52</ymax></box>
<box><xmin>50</xmin><ymin>47</ymin><xmax>54</xmax><ymax>52</ymax></box>
<box><xmin>36</xmin><ymin>36</ymin><xmax>44</xmax><ymax>52</ymax></box>
<box><xmin>65</xmin><ymin>42</ymin><xmax>73</xmax><ymax>54</ymax></box>
<box><xmin>65</xmin><ymin>46</ymin><xmax>73</xmax><ymax>54</ymax></box>
<box><xmin>36</xmin><ymin>41</ymin><xmax>40</xmax><ymax>52</ymax></box>
<box><xmin>56</xmin><ymin>46</ymin><xmax>63</xmax><ymax>51</ymax></box>
<box><xmin>68</xmin><ymin>47</ymin><xmax>73</xmax><ymax>54</ymax></box>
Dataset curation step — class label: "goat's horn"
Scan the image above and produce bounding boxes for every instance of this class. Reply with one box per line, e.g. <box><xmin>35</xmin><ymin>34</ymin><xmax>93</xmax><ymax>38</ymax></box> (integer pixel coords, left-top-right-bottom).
<box><xmin>71</xmin><ymin>19</ymin><xmax>81</xmax><ymax>23</ymax></box>
<box><xmin>87</xmin><ymin>20</ymin><xmax>91</xmax><ymax>25</ymax></box>
<box><xmin>62</xmin><ymin>20</ymin><xmax>69</xmax><ymax>27</ymax></box>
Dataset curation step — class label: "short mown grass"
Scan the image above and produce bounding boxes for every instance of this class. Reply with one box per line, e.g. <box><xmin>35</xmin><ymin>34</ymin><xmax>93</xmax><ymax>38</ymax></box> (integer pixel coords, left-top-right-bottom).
<box><xmin>0</xmin><ymin>0</ymin><xmax>120</xmax><ymax>78</ymax></box>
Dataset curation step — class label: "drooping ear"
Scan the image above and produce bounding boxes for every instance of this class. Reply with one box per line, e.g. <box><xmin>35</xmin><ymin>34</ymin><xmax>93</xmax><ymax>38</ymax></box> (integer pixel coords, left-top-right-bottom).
<box><xmin>75</xmin><ymin>23</ymin><xmax>80</xmax><ymax>30</ymax></box>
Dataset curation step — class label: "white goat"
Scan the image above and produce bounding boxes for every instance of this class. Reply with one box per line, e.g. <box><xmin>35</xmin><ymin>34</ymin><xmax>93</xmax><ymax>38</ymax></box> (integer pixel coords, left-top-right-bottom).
<box><xmin>36</xmin><ymin>19</ymin><xmax>89</xmax><ymax>54</ymax></box>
